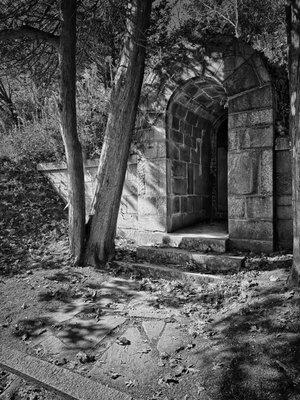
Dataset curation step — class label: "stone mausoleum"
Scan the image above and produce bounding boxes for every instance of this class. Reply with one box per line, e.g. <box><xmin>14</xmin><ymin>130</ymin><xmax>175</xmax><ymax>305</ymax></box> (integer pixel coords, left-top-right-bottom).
<box><xmin>40</xmin><ymin>38</ymin><xmax>292</xmax><ymax>255</ymax></box>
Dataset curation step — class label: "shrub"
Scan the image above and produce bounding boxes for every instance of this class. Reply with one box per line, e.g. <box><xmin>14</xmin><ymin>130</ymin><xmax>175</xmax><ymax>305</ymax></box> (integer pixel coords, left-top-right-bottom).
<box><xmin>0</xmin><ymin>65</ymin><xmax>109</xmax><ymax>163</ymax></box>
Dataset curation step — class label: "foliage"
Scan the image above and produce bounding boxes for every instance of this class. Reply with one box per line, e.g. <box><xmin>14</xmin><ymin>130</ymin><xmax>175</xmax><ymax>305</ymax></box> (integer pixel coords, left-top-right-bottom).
<box><xmin>76</xmin><ymin>64</ymin><xmax>109</xmax><ymax>160</ymax></box>
<box><xmin>0</xmin><ymin>0</ymin><xmax>288</xmax><ymax>163</ymax></box>
<box><xmin>0</xmin><ymin>65</ymin><xmax>109</xmax><ymax>163</ymax></box>
<box><xmin>147</xmin><ymin>0</ymin><xmax>287</xmax><ymax>75</ymax></box>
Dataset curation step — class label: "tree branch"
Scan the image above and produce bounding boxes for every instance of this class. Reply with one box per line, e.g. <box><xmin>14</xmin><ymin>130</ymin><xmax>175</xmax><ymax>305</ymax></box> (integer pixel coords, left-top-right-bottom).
<box><xmin>202</xmin><ymin>2</ymin><xmax>236</xmax><ymax>29</ymax></box>
<box><xmin>0</xmin><ymin>26</ymin><xmax>59</xmax><ymax>48</ymax></box>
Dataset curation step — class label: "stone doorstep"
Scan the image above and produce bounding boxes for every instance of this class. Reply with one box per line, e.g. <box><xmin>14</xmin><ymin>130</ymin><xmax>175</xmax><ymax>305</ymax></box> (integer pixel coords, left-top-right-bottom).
<box><xmin>0</xmin><ymin>346</ymin><xmax>132</xmax><ymax>400</ymax></box>
<box><xmin>136</xmin><ymin>247</ymin><xmax>245</xmax><ymax>274</ymax></box>
<box><xmin>131</xmin><ymin>230</ymin><xmax>228</xmax><ymax>253</ymax></box>
<box><xmin>178</xmin><ymin>236</ymin><xmax>227</xmax><ymax>253</ymax></box>
<box><xmin>117</xmin><ymin>261</ymin><xmax>229</xmax><ymax>284</ymax></box>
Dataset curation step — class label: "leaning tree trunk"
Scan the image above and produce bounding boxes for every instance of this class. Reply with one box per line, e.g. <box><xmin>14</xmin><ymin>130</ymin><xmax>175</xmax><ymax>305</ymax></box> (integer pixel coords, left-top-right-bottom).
<box><xmin>288</xmin><ymin>0</ymin><xmax>300</xmax><ymax>285</ymax></box>
<box><xmin>85</xmin><ymin>0</ymin><xmax>152</xmax><ymax>265</ymax></box>
<box><xmin>59</xmin><ymin>0</ymin><xmax>86</xmax><ymax>264</ymax></box>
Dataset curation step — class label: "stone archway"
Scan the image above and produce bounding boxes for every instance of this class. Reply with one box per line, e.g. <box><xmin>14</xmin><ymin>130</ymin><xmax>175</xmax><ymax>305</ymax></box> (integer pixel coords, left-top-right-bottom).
<box><xmin>166</xmin><ymin>77</ymin><xmax>228</xmax><ymax>232</ymax></box>
<box><xmin>132</xmin><ymin>38</ymin><xmax>276</xmax><ymax>252</ymax></box>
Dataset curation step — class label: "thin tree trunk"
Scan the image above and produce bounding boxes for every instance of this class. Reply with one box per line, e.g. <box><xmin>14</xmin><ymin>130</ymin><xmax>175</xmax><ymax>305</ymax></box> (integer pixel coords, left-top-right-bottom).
<box><xmin>85</xmin><ymin>0</ymin><xmax>152</xmax><ymax>265</ymax></box>
<box><xmin>59</xmin><ymin>0</ymin><xmax>85</xmax><ymax>264</ymax></box>
<box><xmin>0</xmin><ymin>79</ymin><xmax>19</xmax><ymax>127</ymax></box>
<box><xmin>288</xmin><ymin>0</ymin><xmax>300</xmax><ymax>285</ymax></box>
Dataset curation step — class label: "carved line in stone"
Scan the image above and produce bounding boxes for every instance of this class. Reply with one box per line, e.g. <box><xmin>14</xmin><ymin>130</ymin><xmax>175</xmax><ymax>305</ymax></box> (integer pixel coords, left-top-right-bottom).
<box><xmin>227</xmin><ymin>83</ymin><xmax>270</xmax><ymax>101</ymax></box>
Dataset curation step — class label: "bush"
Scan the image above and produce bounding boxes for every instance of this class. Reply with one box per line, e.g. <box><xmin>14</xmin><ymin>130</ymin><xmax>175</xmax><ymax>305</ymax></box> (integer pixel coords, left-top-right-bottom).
<box><xmin>0</xmin><ymin>65</ymin><xmax>109</xmax><ymax>163</ymax></box>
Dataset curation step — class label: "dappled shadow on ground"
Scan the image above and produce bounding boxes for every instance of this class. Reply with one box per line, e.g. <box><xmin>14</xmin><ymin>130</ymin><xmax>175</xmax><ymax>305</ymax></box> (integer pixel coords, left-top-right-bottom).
<box><xmin>201</xmin><ymin>283</ymin><xmax>300</xmax><ymax>400</ymax></box>
<box><xmin>133</xmin><ymin>271</ymin><xmax>300</xmax><ymax>399</ymax></box>
<box><xmin>9</xmin><ymin>272</ymin><xmax>142</xmax><ymax>352</ymax></box>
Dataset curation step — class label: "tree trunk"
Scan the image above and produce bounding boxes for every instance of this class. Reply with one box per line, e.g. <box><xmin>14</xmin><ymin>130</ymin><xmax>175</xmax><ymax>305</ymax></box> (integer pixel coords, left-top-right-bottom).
<box><xmin>85</xmin><ymin>0</ymin><xmax>152</xmax><ymax>265</ymax></box>
<box><xmin>288</xmin><ymin>0</ymin><xmax>300</xmax><ymax>285</ymax></box>
<box><xmin>59</xmin><ymin>0</ymin><xmax>86</xmax><ymax>264</ymax></box>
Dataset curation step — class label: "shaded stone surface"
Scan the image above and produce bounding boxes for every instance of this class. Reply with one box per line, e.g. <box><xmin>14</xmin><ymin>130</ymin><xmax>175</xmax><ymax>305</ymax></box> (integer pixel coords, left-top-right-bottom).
<box><xmin>90</xmin><ymin>327</ymin><xmax>160</xmax><ymax>386</ymax></box>
<box><xmin>228</xmin><ymin>126</ymin><xmax>273</xmax><ymax>151</ymax></box>
<box><xmin>142</xmin><ymin>321</ymin><xmax>165</xmax><ymax>341</ymax></box>
<box><xmin>57</xmin><ymin>315</ymin><xmax>126</xmax><ymax>349</ymax></box>
<box><xmin>156</xmin><ymin>323</ymin><xmax>189</xmax><ymax>355</ymax></box>
<box><xmin>229</xmin><ymin>219</ymin><xmax>273</xmax><ymax>241</ymax></box>
<box><xmin>47</xmin><ymin>298</ymin><xmax>86</xmax><ymax>323</ymax></box>
<box><xmin>137</xmin><ymin>246</ymin><xmax>244</xmax><ymax>273</ymax></box>
<box><xmin>228</xmin><ymin>152</ymin><xmax>258</xmax><ymax>195</ymax></box>
<box><xmin>32</xmin><ymin>331</ymin><xmax>67</xmax><ymax>356</ymax></box>
<box><xmin>0</xmin><ymin>346</ymin><xmax>130</xmax><ymax>400</ymax></box>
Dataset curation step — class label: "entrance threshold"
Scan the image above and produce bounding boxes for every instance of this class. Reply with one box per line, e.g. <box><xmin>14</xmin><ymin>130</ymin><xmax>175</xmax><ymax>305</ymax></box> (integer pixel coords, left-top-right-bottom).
<box><xmin>171</xmin><ymin>221</ymin><xmax>228</xmax><ymax>240</ymax></box>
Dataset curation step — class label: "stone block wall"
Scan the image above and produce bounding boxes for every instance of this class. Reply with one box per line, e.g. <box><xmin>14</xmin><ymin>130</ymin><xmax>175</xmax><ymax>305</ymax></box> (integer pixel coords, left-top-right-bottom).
<box><xmin>223</xmin><ymin>46</ymin><xmax>276</xmax><ymax>253</ymax></box>
<box><xmin>117</xmin><ymin>157</ymin><xmax>138</xmax><ymax>232</ymax></box>
<box><xmin>166</xmin><ymin>102</ymin><xmax>215</xmax><ymax>231</ymax></box>
<box><xmin>136</xmin><ymin>122</ymin><xmax>168</xmax><ymax>233</ymax></box>
<box><xmin>227</xmin><ymin>88</ymin><xmax>275</xmax><ymax>253</ymax></box>
<box><xmin>38</xmin><ymin>157</ymin><xmax>139</xmax><ymax>232</ymax></box>
<box><xmin>275</xmin><ymin>137</ymin><xmax>293</xmax><ymax>250</ymax></box>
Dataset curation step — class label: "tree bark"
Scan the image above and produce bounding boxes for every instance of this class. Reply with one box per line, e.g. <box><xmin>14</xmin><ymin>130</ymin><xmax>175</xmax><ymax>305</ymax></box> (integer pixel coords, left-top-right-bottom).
<box><xmin>85</xmin><ymin>0</ymin><xmax>152</xmax><ymax>265</ymax></box>
<box><xmin>288</xmin><ymin>0</ymin><xmax>300</xmax><ymax>285</ymax></box>
<box><xmin>59</xmin><ymin>0</ymin><xmax>86</xmax><ymax>264</ymax></box>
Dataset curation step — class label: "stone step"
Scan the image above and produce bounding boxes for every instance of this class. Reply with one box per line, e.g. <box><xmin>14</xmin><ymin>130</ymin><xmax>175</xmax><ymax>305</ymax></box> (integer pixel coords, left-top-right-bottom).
<box><xmin>176</xmin><ymin>236</ymin><xmax>227</xmax><ymax>253</ymax></box>
<box><xmin>116</xmin><ymin>261</ymin><xmax>226</xmax><ymax>284</ymax></box>
<box><xmin>134</xmin><ymin>230</ymin><xmax>228</xmax><ymax>253</ymax></box>
<box><xmin>137</xmin><ymin>246</ymin><xmax>245</xmax><ymax>274</ymax></box>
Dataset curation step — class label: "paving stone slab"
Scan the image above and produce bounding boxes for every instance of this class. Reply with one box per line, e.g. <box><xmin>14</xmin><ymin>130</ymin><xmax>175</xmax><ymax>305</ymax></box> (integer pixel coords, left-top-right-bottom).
<box><xmin>156</xmin><ymin>323</ymin><xmax>190</xmax><ymax>355</ymax></box>
<box><xmin>31</xmin><ymin>331</ymin><xmax>68</xmax><ymax>356</ymax></box>
<box><xmin>57</xmin><ymin>315</ymin><xmax>126</xmax><ymax>349</ymax></box>
<box><xmin>91</xmin><ymin>327</ymin><xmax>160</xmax><ymax>386</ymax></box>
<box><xmin>127</xmin><ymin>301</ymin><xmax>180</xmax><ymax>319</ymax></box>
<box><xmin>0</xmin><ymin>346</ymin><xmax>132</xmax><ymax>400</ymax></box>
<box><xmin>47</xmin><ymin>298</ymin><xmax>87</xmax><ymax>323</ymax></box>
<box><xmin>142</xmin><ymin>321</ymin><xmax>165</xmax><ymax>341</ymax></box>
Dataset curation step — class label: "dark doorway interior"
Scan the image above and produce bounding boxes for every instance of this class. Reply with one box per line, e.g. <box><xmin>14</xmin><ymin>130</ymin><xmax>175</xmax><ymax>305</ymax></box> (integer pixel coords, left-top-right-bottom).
<box><xmin>216</xmin><ymin>119</ymin><xmax>228</xmax><ymax>221</ymax></box>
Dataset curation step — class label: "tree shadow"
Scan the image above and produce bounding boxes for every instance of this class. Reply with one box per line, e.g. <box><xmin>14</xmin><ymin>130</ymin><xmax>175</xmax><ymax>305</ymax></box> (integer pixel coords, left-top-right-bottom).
<box><xmin>198</xmin><ymin>284</ymin><xmax>300</xmax><ymax>400</ymax></box>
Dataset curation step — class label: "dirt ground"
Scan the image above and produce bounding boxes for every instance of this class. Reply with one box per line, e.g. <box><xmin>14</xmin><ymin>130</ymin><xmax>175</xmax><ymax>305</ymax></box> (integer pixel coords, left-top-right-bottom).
<box><xmin>0</xmin><ymin>160</ymin><xmax>300</xmax><ymax>400</ymax></box>
<box><xmin>1</xmin><ymin>264</ymin><xmax>300</xmax><ymax>400</ymax></box>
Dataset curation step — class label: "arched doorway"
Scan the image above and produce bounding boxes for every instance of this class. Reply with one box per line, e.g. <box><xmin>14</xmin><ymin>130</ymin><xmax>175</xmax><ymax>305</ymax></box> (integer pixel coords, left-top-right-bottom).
<box><xmin>133</xmin><ymin>39</ymin><xmax>276</xmax><ymax>253</ymax></box>
<box><xmin>166</xmin><ymin>77</ymin><xmax>228</xmax><ymax>233</ymax></box>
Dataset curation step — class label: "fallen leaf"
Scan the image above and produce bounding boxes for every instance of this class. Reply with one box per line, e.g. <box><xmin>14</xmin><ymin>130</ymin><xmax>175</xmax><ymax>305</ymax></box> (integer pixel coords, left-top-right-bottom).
<box><xmin>117</xmin><ymin>336</ymin><xmax>131</xmax><ymax>346</ymax></box>
<box><xmin>141</xmin><ymin>348</ymin><xmax>151</xmax><ymax>354</ymax></box>
<box><xmin>110</xmin><ymin>372</ymin><xmax>121</xmax><ymax>380</ymax></box>
<box><xmin>187</xmin><ymin>366</ymin><xmax>200</xmax><ymax>374</ymax></box>
<box><xmin>163</xmin><ymin>374</ymin><xmax>179</xmax><ymax>384</ymax></box>
<box><xmin>125</xmin><ymin>379</ymin><xmax>135</xmax><ymax>387</ymax></box>
<box><xmin>76</xmin><ymin>352</ymin><xmax>95</xmax><ymax>363</ymax></box>
<box><xmin>54</xmin><ymin>356</ymin><xmax>68</xmax><ymax>366</ymax></box>
<box><xmin>174</xmin><ymin>365</ymin><xmax>187</xmax><ymax>377</ymax></box>
<box><xmin>160</xmin><ymin>352</ymin><xmax>169</xmax><ymax>360</ymax></box>
<box><xmin>284</xmin><ymin>290</ymin><xmax>295</xmax><ymax>300</ymax></box>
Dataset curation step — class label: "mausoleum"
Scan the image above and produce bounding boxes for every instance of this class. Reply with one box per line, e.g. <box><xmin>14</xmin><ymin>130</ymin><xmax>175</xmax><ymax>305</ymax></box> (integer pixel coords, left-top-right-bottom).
<box><xmin>39</xmin><ymin>38</ymin><xmax>292</xmax><ymax>254</ymax></box>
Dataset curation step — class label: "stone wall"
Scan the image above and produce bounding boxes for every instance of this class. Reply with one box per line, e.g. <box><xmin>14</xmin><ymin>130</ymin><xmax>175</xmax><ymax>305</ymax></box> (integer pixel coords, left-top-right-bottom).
<box><xmin>225</xmin><ymin>53</ymin><xmax>275</xmax><ymax>253</ymax></box>
<box><xmin>136</xmin><ymin>121</ymin><xmax>168</xmax><ymax>233</ymax></box>
<box><xmin>117</xmin><ymin>157</ymin><xmax>138</xmax><ymax>233</ymax></box>
<box><xmin>38</xmin><ymin>157</ymin><xmax>138</xmax><ymax>232</ymax></box>
<box><xmin>275</xmin><ymin>137</ymin><xmax>293</xmax><ymax>250</ymax></box>
<box><xmin>166</xmin><ymin>103</ymin><xmax>215</xmax><ymax>231</ymax></box>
